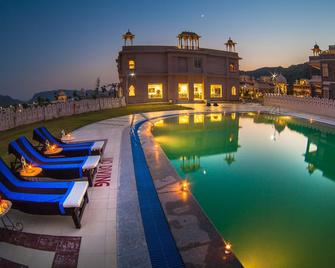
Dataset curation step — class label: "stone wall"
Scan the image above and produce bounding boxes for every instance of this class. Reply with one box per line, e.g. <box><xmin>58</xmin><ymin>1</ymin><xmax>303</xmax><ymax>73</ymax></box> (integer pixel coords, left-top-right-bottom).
<box><xmin>0</xmin><ymin>97</ymin><xmax>126</xmax><ymax>131</ymax></box>
<box><xmin>264</xmin><ymin>94</ymin><xmax>335</xmax><ymax>117</ymax></box>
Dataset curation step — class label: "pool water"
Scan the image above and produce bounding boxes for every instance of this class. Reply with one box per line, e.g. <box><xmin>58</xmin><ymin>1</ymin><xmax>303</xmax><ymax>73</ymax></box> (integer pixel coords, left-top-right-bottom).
<box><xmin>152</xmin><ymin>113</ymin><xmax>335</xmax><ymax>268</ymax></box>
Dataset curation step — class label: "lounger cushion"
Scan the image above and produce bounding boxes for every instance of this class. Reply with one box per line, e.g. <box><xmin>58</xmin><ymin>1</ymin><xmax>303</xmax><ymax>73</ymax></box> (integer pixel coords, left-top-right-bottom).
<box><xmin>33</xmin><ymin>127</ymin><xmax>105</xmax><ymax>156</ymax></box>
<box><xmin>9</xmin><ymin>136</ymin><xmax>101</xmax><ymax>179</ymax></box>
<box><xmin>91</xmin><ymin>141</ymin><xmax>104</xmax><ymax>151</ymax></box>
<box><xmin>82</xmin><ymin>156</ymin><xmax>100</xmax><ymax>170</ymax></box>
<box><xmin>63</xmin><ymin>181</ymin><xmax>88</xmax><ymax>208</ymax></box>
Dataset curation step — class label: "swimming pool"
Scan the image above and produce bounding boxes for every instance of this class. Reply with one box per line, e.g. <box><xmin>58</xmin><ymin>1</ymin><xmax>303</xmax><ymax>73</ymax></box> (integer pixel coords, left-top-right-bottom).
<box><xmin>152</xmin><ymin>112</ymin><xmax>335</xmax><ymax>268</ymax></box>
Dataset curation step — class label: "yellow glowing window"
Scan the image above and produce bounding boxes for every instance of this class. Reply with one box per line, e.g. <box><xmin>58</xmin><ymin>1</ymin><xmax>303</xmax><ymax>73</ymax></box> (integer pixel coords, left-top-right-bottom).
<box><xmin>231</xmin><ymin>113</ymin><xmax>236</xmax><ymax>120</ymax></box>
<box><xmin>308</xmin><ymin>143</ymin><xmax>318</xmax><ymax>153</ymax></box>
<box><xmin>229</xmin><ymin>63</ymin><xmax>236</xmax><ymax>72</ymax></box>
<box><xmin>129</xmin><ymin>60</ymin><xmax>135</xmax><ymax>70</ymax></box>
<box><xmin>210</xmin><ymin>84</ymin><xmax>222</xmax><ymax>98</ymax></box>
<box><xmin>193</xmin><ymin>83</ymin><xmax>204</xmax><ymax>100</ymax></box>
<box><xmin>178</xmin><ymin>83</ymin><xmax>189</xmax><ymax>99</ymax></box>
<box><xmin>209</xmin><ymin>113</ymin><xmax>222</xmax><ymax>122</ymax></box>
<box><xmin>148</xmin><ymin>84</ymin><xmax>163</xmax><ymax>99</ymax></box>
<box><xmin>194</xmin><ymin>114</ymin><xmax>204</xmax><ymax>124</ymax></box>
<box><xmin>229</xmin><ymin>134</ymin><xmax>234</xmax><ymax>143</ymax></box>
<box><xmin>154</xmin><ymin>120</ymin><xmax>164</xmax><ymax>127</ymax></box>
<box><xmin>231</xmin><ymin>86</ymin><xmax>237</xmax><ymax>96</ymax></box>
<box><xmin>129</xmin><ymin>85</ymin><xmax>135</xmax><ymax>96</ymax></box>
<box><xmin>178</xmin><ymin>115</ymin><xmax>189</xmax><ymax>124</ymax></box>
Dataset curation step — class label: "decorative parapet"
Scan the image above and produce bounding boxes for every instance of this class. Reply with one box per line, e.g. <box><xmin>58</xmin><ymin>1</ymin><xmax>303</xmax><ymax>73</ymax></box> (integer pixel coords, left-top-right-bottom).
<box><xmin>0</xmin><ymin>97</ymin><xmax>126</xmax><ymax>131</ymax></box>
<box><xmin>264</xmin><ymin>94</ymin><xmax>335</xmax><ymax>118</ymax></box>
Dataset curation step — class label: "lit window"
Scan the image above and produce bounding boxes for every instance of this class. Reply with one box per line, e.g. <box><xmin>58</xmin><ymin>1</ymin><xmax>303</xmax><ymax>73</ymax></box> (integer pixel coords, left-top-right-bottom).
<box><xmin>231</xmin><ymin>86</ymin><xmax>237</xmax><ymax>96</ymax></box>
<box><xmin>193</xmin><ymin>83</ymin><xmax>204</xmax><ymax>100</ymax></box>
<box><xmin>178</xmin><ymin>115</ymin><xmax>189</xmax><ymax>124</ymax></box>
<box><xmin>148</xmin><ymin>83</ymin><xmax>163</xmax><ymax>99</ymax></box>
<box><xmin>209</xmin><ymin>113</ymin><xmax>222</xmax><ymax>122</ymax></box>
<box><xmin>210</xmin><ymin>84</ymin><xmax>222</xmax><ymax>98</ymax></box>
<box><xmin>154</xmin><ymin>120</ymin><xmax>164</xmax><ymax>127</ymax></box>
<box><xmin>129</xmin><ymin>85</ymin><xmax>135</xmax><ymax>96</ymax></box>
<box><xmin>129</xmin><ymin>60</ymin><xmax>135</xmax><ymax>70</ymax></box>
<box><xmin>178</xmin><ymin>83</ymin><xmax>189</xmax><ymax>99</ymax></box>
<box><xmin>194</xmin><ymin>114</ymin><xmax>204</xmax><ymax>124</ymax></box>
<box><xmin>308</xmin><ymin>143</ymin><xmax>318</xmax><ymax>153</ymax></box>
<box><xmin>229</xmin><ymin>63</ymin><xmax>236</xmax><ymax>72</ymax></box>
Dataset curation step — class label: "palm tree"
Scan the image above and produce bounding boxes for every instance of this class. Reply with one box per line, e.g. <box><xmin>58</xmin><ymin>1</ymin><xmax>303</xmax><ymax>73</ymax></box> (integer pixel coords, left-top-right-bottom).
<box><xmin>101</xmin><ymin>85</ymin><xmax>107</xmax><ymax>93</ymax></box>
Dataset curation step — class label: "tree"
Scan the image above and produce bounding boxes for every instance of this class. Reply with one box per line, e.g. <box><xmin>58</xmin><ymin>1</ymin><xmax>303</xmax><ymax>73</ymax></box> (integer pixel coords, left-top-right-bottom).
<box><xmin>37</xmin><ymin>96</ymin><xmax>45</xmax><ymax>106</ymax></box>
<box><xmin>72</xmin><ymin>91</ymin><xmax>78</xmax><ymax>99</ymax></box>
<box><xmin>110</xmin><ymin>83</ymin><xmax>118</xmax><ymax>97</ymax></box>
<box><xmin>101</xmin><ymin>85</ymin><xmax>107</xmax><ymax>93</ymax></box>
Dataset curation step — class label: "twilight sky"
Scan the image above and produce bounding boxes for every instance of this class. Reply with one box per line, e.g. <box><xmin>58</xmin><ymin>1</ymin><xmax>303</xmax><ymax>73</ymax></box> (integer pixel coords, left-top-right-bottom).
<box><xmin>1</xmin><ymin>0</ymin><xmax>334</xmax><ymax>100</ymax></box>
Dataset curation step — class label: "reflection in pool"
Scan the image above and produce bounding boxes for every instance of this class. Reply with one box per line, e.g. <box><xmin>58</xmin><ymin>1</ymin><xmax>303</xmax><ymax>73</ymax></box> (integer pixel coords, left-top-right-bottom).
<box><xmin>152</xmin><ymin>113</ymin><xmax>335</xmax><ymax>268</ymax></box>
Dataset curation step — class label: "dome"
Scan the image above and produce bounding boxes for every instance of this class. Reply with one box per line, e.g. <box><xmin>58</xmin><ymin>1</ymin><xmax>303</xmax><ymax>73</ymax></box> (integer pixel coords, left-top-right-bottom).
<box><xmin>276</xmin><ymin>74</ymin><xmax>287</xmax><ymax>84</ymax></box>
<box><xmin>314</xmin><ymin>43</ymin><xmax>320</xmax><ymax>49</ymax></box>
<box><xmin>58</xmin><ymin>90</ymin><xmax>65</xmax><ymax>96</ymax></box>
<box><xmin>225</xmin><ymin>37</ymin><xmax>237</xmax><ymax>46</ymax></box>
<box><xmin>177</xmin><ymin>31</ymin><xmax>201</xmax><ymax>39</ymax></box>
<box><xmin>122</xmin><ymin>29</ymin><xmax>135</xmax><ymax>39</ymax></box>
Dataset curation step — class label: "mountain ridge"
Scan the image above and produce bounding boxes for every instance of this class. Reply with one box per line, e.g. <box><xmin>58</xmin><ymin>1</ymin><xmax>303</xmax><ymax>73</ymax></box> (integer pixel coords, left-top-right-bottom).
<box><xmin>241</xmin><ymin>63</ymin><xmax>311</xmax><ymax>85</ymax></box>
<box><xmin>0</xmin><ymin>95</ymin><xmax>22</xmax><ymax>108</ymax></box>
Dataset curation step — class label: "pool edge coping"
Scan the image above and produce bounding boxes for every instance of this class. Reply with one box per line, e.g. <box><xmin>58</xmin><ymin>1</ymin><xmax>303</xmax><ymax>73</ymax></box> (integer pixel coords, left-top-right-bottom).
<box><xmin>137</xmin><ymin>113</ymin><xmax>244</xmax><ymax>267</ymax></box>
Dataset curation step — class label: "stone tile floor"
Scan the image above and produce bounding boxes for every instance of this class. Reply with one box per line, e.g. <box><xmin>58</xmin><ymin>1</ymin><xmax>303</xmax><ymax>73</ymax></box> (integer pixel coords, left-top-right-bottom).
<box><xmin>0</xmin><ymin>115</ymin><xmax>134</xmax><ymax>268</ymax></box>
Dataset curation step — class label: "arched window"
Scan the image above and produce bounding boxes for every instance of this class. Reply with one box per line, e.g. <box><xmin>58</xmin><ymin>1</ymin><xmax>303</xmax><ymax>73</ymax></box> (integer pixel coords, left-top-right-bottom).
<box><xmin>231</xmin><ymin>86</ymin><xmax>237</xmax><ymax>96</ymax></box>
<box><xmin>129</xmin><ymin>85</ymin><xmax>135</xmax><ymax>96</ymax></box>
<box><xmin>229</xmin><ymin>63</ymin><xmax>236</xmax><ymax>72</ymax></box>
<box><xmin>128</xmin><ymin>60</ymin><xmax>135</xmax><ymax>70</ymax></box>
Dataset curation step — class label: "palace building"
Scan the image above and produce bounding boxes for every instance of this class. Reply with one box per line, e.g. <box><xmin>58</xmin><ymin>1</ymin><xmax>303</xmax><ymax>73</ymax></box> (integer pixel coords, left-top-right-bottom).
<box><xmin>239</xmin><ymin>73</ymin><xmax>288</xmax><ymax>100</ymax></box>
<box><xmin>117</xmin><ymin>30</ymin><xmax>240</xmax><ymax>104</ymax></box>
<box><xmin>293</xmin><ymin>79</ymin><xmax>312</xmax><ymax>97</ymax></box>
<box><xmin>309</xmin><ymin>44</ymin><xmax>335</xmax><ymax>99</ymax></box>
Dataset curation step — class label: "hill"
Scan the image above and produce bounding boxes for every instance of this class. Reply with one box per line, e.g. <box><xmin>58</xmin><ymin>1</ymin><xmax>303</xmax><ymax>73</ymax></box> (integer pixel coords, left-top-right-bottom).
<box><xmin>241</xmin><ymin>63</ymin><xmax>311</xmax><ymax>85</ymax></box>
<box><xmin>29</xmin><ymin>89</ymin><xmax>79</xmax><ymax>103</ymax></box>
<box><xmin>0</xmin><ymin>95</ymin><xmax>22</xmax><ymax>107</ymax></box>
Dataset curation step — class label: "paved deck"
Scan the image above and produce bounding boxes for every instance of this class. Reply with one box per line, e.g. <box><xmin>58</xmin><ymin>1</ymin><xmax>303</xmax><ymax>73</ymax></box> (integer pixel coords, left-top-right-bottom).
<box><xmin>0</xmin><ymin>115</ymin><xmax>135</xmax><ymax>268</ymax></box>
<box><xmin>2</xmin><ymin>103</ymin><xmax>335</xmax><ymax>268</ymax></box>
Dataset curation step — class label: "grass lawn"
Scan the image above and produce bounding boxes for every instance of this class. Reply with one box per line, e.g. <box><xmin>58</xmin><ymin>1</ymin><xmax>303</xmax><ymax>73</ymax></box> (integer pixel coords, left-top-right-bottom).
<box><xmin>0</xmin><ymin>103</ymin><xmax>191</xmax><ymax>163</ymax></box>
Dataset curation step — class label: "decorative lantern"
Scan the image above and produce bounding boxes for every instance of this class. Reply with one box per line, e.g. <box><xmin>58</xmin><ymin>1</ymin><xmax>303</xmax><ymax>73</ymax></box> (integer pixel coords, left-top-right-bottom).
<box><xmin>180</xmin><ymin>179</ymin><xmax>190</xmax><ymax>192</ymax></box>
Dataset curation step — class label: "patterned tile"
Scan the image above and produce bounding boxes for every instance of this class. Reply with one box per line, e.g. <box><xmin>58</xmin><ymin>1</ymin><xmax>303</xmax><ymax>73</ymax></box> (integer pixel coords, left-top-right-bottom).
<box><xmin>0</xmin><ymin>229</ymin><xmax>81</xmax><ymax>268</ymax></box>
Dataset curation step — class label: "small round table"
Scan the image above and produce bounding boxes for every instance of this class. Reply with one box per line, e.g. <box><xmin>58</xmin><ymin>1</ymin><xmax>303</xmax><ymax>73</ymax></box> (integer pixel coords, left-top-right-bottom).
<box><xmin>0</xmin><ymin>200</ymin><xmax>23</xmax><ymax>231</ymax></box>
<box><xmin>20</xmin><ymin>166</ymin><xmax>43</xmax><ymax>177</ymax></box>
<box><xmin>44</xmin><ymin>147</ymin><xmax>63</xmax><ymax>155</ymax></box>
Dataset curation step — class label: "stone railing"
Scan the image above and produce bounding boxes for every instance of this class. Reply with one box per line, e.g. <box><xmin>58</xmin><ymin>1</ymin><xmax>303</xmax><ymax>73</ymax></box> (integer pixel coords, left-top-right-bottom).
<box><xmin>0</xmin><ymin>97</ymin><xmax>126</xmax><ymax>131</ymax></box>
<box><xmin>264</xmin><ymin>94</ymin><xmax>335</xmax><ymax>118</ymax></box>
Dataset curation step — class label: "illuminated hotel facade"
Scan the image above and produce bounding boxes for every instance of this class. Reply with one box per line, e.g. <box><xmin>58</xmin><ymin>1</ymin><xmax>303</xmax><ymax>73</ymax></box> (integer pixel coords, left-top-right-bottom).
<box><xmin>309</xmin><ymin>44</ymin><xmax>335</xmax><ymax>99</ymax></box>
<box><xmin>117</xmin><ymin>31</ymin><xmax>240</xmax><ymax>104</ymax></box>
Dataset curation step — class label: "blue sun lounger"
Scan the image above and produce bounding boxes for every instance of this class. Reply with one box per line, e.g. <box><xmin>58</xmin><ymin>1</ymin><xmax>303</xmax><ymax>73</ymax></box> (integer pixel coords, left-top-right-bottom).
<box><xmin>33</xmin><ymin>127</ymin><xmax>105</xmax><ymax>157</ymax></box>
<box><xmin>0</xmin><ymin>158</ymin><xmax>89</xmax><ymax>228</ymax></box>
<box><xmin>8</xmin><ymin>136</ymin><xmax>100</xmax><ymax>186</ymax></box>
